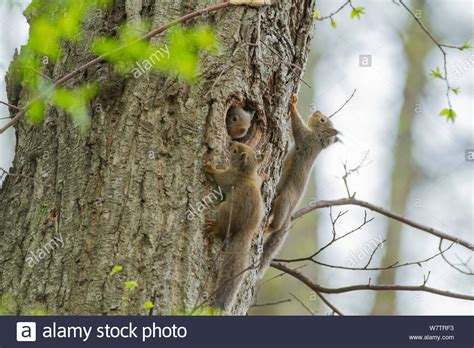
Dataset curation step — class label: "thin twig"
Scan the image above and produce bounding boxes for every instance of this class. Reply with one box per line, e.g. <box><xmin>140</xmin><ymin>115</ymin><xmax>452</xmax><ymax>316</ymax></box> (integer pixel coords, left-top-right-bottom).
<box><xmin>316</xmin><ymin>0</ymin><xmax>351</xmax><ymax>21</ymax></box>
<box><xmin>251</xmin><ymin>298</ymin><xmax>292</xmax><ymax>308</ymax></box>
<box><xmin>438</xmin><ymin>239</ymin><xmax>473</xmax><ymax>275</ymax></box>
<box><xmin>292</xmin><ymin>198</ymin><xmax>473</xmax><ymax>251</ymax></box>
<box><xmin>0</xmin><ymin>101</ymin><xmax>21</xmax><ymax>111</ymax></box>
<box><xmin>277</xmin><ymin>241</ymin><xmax>456</xmax><ymax>271</ymax></box>
<box><xmin>328</xmin><ymin>89</ymin><xmax>357</xmax><ymax>118</ymax></box>
<box><xmin>271</xmin><ymin>262</ymin><xmax>474</xmax><ymax>301</ymax></box>
<box><xmin>289</xmin><ymin>292</ymin><xmax>316</xmax><ymax>315</ymax></box>
<box><xmin>308</xmin><ymin>291</ymin><xmax>344</xmax><ymax>316</ymax></box>
<box><xmin>399</xmin><ymin>0</ymin><xmax>467</xmax><ymax>113</ymax></box>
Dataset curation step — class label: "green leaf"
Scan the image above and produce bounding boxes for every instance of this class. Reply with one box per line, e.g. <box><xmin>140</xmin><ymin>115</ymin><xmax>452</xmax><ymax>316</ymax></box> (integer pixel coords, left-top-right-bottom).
<box><xmin>109</xmin><ymin>265</ymin><xmax>123</xmax><ymax>276</ymax></box>
<box><xmin>451</xmin><ymin>87</ymin><xmax>460</xmax><ymax>95</ymax></box>
<box><xmin>313</xmin><ymin>9</ymin><xmax>320</xmax><ymax>19</ymax></box>
<box><xmin>430</xmin><ymin>66</ymin><xmax>443</xmax><ymax>79</ymax></box>
<box><xmin>351</xmin><ymin>7</ymin><xmax>365</xmax><ymax>20</ymax></box>
<box><xmin>439</xmin><ymin>108</ymin><xmax>456</xmax><ymax>122</ymax></box>
<box><xmin>124</xmin><ymin>281</ymin><xmax>138</xmax><ymax>290</ymax></box>
<box><xmin>191</xmin><ymin>26</ymin><xmax>218</xmax><ymax>52</ymax></box>
<box><xmin>29</xmin><ymin>18</ymin><xmax>61</xmax><ymax>61</ymax></box>
<box><xmin>26</xmin><ymin>99</ymin><xmax>45</xmax><ymax>123</ymax></box>
<box><xmin>121</xmin><ymin>296</ymin><xmax>130</xmax><ymax>301</ymax></box>
<box><xmin>331</xmin><ymin>20</ymin><xmax>337</xmax><ymax>28</ymax></box>
<box><xmin>143</xmin><ymin>301</ymin><xmax>154</xmax><ymax>309</ymax></box>
<box><xmin>460</xmin><ymin>41</ymin><xmax>472</xmax><ymax>50</ymax></box>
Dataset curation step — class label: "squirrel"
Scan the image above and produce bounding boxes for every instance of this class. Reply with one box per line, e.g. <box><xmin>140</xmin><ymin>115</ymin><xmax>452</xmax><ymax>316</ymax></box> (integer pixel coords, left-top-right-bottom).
<box><xmin>204</xmin><ymin>141</ymin><xmax>264</xmax><ymax>313</ymax></box>
<box><xmin>259</xmin><ymin>94</ymin><xmax>339</xmax><ymax>275</ymax></box>
<box><xmin>226</xmin><ymin>106</ymin><xmax>254</xmax><ymax>139</ymax></box>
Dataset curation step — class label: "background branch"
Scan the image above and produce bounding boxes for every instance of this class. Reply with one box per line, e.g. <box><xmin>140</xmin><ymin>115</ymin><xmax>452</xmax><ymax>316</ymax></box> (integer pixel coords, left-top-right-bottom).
<box><xmin>293</xmin><ymin>198</ymin><xmax>473</xmax><ymax>251</ymax></box>
<box><xmin>271</xmin><ymin>262</ymin><xmax>474</xmax><ymax>301</ymax></box>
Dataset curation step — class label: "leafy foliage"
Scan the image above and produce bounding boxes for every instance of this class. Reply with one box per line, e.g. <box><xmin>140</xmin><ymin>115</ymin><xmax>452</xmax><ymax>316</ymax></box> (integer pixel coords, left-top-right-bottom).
<box><xmin>124</xmin><ymin>281</ymin><xmax>138</xmax><ymax>290</ymax></box>
<box><xmin>460</xmin><ymin>41</ymin><xmax>472</xmax><ymax>50</ymax></box>
<box><xmin>109</xmin><ymin>265</ymin><xmax>124</xmax><ymax>276</ymax></box>
<box><xmin>143</xmin><ymin>301</ymin><xmax>155</xmax><ymax>309</ymax></box>
<box><xmin>439</xmin><ymin>108</ymin><xmax>456</xmax><ymax>122</ymax></box>
<box><xmin>93</xmin><ymin>22</ymin><xmax>217</xmax><ymax>82</ymax></box>
<box><xmin>350</xmin><ymin>7</ymin><xmax>365</xmax><ymax>20</ymax></box>
<box><xmin>430</xmin><ymin>66</ymin><xmax>443</xmax><ymax>79</ymax></box>
<box><xmin>13</xmin><ymin>0</ymin><xmax>218</xmax><ymax>130</ymax></box>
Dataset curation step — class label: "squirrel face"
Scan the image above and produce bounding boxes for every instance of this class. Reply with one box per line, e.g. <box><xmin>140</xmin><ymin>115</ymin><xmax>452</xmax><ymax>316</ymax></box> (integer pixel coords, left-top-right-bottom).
<box><xmin>229</xmin><ymin>141</ymin><xmax>260</xmax><ymax>171</ymax></box>
<box><xmin>308</xmin><ymin>111</ymin><xmax>338</xmax><ymax>148</ymax></box>
<box><xmin>226</xmin><ymin>107</ymin><xmax>254</xmax><ymax>139</ymax></box>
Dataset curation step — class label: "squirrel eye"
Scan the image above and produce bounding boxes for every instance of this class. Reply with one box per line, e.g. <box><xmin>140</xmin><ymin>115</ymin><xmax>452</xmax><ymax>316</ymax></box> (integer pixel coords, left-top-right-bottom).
<box><xmin>233</xmin><ymin>116</ymin><xmax>238</xmax><ymax>122</ymax></box>
<box><xmin>319</xmin><ymin>117</ymin><xmax>326</xmax><ymax>124</ymax></box>
<box><xmin>233</xmin><ymin>149</ymin><xmax>238</xmax><ymax>154</ymax></box>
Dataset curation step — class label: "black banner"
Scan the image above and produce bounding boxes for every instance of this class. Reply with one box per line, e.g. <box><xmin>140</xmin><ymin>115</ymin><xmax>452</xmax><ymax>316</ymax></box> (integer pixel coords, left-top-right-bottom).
<box><xmin>2</xmin><ymin>316</ymin><xmax>472</xmax><ymax>347</ymax></box>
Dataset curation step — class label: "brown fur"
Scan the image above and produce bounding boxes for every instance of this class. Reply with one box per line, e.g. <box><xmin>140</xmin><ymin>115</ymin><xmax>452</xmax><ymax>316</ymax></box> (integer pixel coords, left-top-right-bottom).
<box><xmin>205</xmin><ymin>142</ymin><xmax>264</xmax><ymax>313</ymax></box>
<box><xmin>259</xmin><ymin>94</ymin><xmax>338</xmax><ymax>275</ymax></box>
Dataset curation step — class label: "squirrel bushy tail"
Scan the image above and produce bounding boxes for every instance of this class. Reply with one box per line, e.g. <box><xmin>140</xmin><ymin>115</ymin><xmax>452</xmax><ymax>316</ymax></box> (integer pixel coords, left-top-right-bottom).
<box><xmin>214</xmin><ymin>229</ymin><xmax>254</xmax><ymax>313</ymax></box>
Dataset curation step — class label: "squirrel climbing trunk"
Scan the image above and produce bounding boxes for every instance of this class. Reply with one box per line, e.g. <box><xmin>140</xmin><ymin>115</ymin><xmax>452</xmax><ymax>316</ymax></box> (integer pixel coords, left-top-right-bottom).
<box><xmin>214</xmin><ymin>227</ymin><xmax>256</xmax><ymax>313</ymax></box>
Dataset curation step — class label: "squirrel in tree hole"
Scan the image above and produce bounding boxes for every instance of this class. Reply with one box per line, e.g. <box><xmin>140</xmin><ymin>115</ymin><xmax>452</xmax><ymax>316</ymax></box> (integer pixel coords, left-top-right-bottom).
<box><xmin>204</xmin><ymin>141</ymin><xmax>264</xmax><ymax>313</ymax></box>
<box><xmin>226</xmin><ymin>106</ymin><xmax>255</xmax><ymax>139</ymax></box>
<box><xmin>259</xmin><ymin>94</ymin><xmax>339</xmax><ymax>273</ymax></box>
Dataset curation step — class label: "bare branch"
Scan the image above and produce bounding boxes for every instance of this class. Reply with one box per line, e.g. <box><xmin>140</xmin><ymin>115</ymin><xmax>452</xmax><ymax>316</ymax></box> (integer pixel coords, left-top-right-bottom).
<box><xmin>278</xmin><ymin>241</ymin><xmax>456</xmax><ymax>271</ymax></box>
<box><xmin>363</xmin><ymin>238</ymin><xmax>385</xmax><ymax>269</ymax></box>
<box><xmin>289</xmin><ymin>292</ymin><xmax>316</xmax><ymax>316</ymax></box>
<box><xmin>341</xmin><ymin>151</ymin><xmax>372</xmax><ymax>198</ymax></box>
<box><xmin>398</xmin><ymin>0</ymin><xmax>468</xmax><ymax>113</ymax></box>
<box><xmin>251</xmin><ymin>298</ymin><xmax>292</xmax><ymax>308</ymax></box>
<box><xmin>316</xmin><ymin>0</ymin><xmax>351</xmax><ymax>21</ymax></box>
<box><xmin>294</xmin><ymin>291</ymin><xmax>344</xmax><ymax>316</ymax></box>
<box><xmin>293</xmin><ymin>198</ymin><xmax>473</xmax><ymax>251</ymax></box>
<box><xmin>438</xmin><ymin>239</ymin><xmax>473</xmax><ymax>275</ymax></box>
<box><xmin>328</xmin><ymin>89</ymin><xmax>357</xmax><ymax>118</ymax></box>
<box><xmin>0</xmin><ymin>101</ymin><xmax>21</xmax><ymax>111</ymax></box>
<box><xmin>271</xmin><ymin>262</ymin><xmax>474</xmax><ymax>302</ymax></box>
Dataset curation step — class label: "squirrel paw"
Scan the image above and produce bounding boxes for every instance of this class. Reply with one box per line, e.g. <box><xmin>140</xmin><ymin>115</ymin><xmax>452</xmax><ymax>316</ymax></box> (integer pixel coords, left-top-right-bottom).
<box><xmin>264</xmin><ymin>224</ymin><xmax>273</xmax><ymax>234</ymax></box>
<box><xmin>204</xmin><ymin>219</ymin><xmax>217</xmax><ymax>234</ymax></box>
<box><xmin>290</xmin><ymin>94</ymin><xmax>298</xmax><ymax>106</ymax></box>
<box><xmin>204</xmin><ymin>162</ymin><xmax>215</xmax><ymax>174</ymax></box>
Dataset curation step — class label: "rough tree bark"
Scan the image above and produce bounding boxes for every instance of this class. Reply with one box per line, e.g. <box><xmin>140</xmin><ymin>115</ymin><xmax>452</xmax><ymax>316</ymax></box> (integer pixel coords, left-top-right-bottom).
<box><xmin>0</xmin><ymin>0</ymin><xmax>316</xmax><ymax>315</ymax></box>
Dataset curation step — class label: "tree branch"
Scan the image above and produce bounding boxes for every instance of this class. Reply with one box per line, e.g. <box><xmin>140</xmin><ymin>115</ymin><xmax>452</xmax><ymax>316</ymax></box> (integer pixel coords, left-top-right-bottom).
<box><xmin>293</xmin><ymin>198</ymin><xmax>473</xmax><ymax>251</ymax></box>
<box><xmin>0</xmin><ymin>100</ymin><xmax>21</xmax><ymax>111</ymax></box>
<box><xmin>271</xmin><ymin>262</ymin><xmax>474</xmax><ymax>301</ymax></box>
<box><xmin>0</xmin><ymin>0</ymin><xmax>269</xmax><ymax>134</ymax></box>
<box><xmin>277</xmin><ymin>241</ymin><xmax>456</xmax><ymax>271</ymax></box>
<box><xmin>398</xmin><ymin>0</ymin><xmax>468</xmax><ymax>114</ymax></box>
<box><xmin>328</xmin><ymin>89</ymin><xmax>357</xmax><ymax>118</ymax></box>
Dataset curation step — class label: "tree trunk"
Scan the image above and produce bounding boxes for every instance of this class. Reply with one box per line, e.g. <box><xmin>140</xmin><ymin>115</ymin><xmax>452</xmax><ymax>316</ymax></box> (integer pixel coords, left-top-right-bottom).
<box><xmin>0</xmin><ymin>0</ymin><xmax>316</xmax><ymax>315</ymax></box>
<box><xmin>371</xmin><ymin>0</ymin><xmax>432</xmax><ymax>314</ymax></box>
